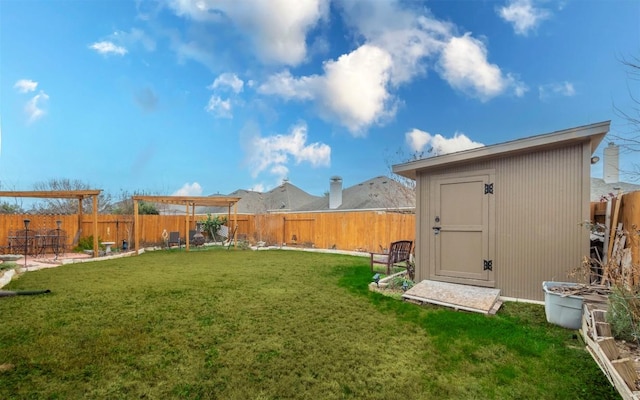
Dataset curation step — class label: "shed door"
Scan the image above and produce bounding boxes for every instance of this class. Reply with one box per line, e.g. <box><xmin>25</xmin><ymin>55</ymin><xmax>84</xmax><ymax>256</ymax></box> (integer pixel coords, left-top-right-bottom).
<box><xmin>431</xmin><ymin>173</ymin><xmax>493</xmax><ymax>286</ymax></box>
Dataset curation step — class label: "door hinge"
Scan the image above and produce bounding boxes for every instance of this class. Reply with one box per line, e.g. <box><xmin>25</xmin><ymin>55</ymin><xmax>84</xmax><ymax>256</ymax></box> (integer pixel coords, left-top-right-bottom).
<box><xmin>484</xmin><ymin>183</ymin><xmax>494</xmax><ymax>194</ymax></box>
<box><xmin>483</xmin><ymin>260</ymin><xmax>493</xmax><ymax>271</ymax></box>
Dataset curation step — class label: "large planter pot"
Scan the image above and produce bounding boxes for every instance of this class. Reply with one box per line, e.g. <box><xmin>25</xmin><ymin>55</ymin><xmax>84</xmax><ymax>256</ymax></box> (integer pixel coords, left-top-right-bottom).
<box><xmin>542</xmin><ymin>281</ymin><xmax>584</xmax><ymax>330</ymax></box>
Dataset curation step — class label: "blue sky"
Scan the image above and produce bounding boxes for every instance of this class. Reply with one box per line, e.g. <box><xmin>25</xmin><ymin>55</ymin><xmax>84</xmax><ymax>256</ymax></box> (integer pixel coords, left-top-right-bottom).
<box><xmin>1</xmin><ymin>0</ymin><xmax>638</xmax><ymax>199</ymax></box>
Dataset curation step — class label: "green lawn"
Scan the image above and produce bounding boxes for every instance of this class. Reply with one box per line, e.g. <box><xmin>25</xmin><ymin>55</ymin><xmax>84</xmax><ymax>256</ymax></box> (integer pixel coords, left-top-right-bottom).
<box><xmin>0</xmin><ymin>248</ymin><xmax>619</xmax><ymax>399</ymax></box>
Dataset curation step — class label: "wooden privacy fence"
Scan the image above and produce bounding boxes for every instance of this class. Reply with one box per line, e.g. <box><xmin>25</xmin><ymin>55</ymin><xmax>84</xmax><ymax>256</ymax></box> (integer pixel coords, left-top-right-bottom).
<box><xmin>251</xmin><ymin>211</ymin><xmax>415</xmax><ymax>252</ymax></box>
<box><xmin>0</xmin><ymin>211</ymin><xmax>415</xmax><ymax>253</ymax></box>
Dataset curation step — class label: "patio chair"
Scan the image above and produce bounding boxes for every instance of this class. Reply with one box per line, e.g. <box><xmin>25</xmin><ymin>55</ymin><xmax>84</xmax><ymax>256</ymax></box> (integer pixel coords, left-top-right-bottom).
<box><xmin>370</xmin><ymin>240</ymin><xmax>413</xmax><ymax>275</ymax></box>
<box><xmin>168</xmin><ymin>231</ymin><xmax>181</xmax><ymax>247</ymax></box>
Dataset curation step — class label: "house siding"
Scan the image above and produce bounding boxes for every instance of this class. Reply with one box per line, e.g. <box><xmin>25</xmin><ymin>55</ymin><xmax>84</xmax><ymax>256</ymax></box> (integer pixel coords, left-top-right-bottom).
<box><xmin>415</xmin><ymin>143</ymin><xmax>589</xmax><ymax>301</ymax></box>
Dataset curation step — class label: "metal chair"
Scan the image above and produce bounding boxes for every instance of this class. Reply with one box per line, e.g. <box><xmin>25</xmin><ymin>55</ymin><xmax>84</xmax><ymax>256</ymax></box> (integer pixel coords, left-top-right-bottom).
<box><xmin>168</xmin><ymin>231</ymin><xmax>181</xmax><ymax>247</ymax></box>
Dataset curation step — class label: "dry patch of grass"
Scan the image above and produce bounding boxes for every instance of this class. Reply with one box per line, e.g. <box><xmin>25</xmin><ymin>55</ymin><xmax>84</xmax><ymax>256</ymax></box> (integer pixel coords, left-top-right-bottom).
<box><xmin>0</xmin><ymin>248</ymin><xmax>619</xmax><ymax>399</ymax></box>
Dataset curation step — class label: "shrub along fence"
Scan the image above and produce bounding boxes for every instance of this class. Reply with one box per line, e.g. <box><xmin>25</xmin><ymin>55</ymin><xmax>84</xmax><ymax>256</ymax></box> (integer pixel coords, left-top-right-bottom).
<box><xmin>0</xmin><ymin>210</ymin><xmax>415</xmax><ymax>254</ymax></box>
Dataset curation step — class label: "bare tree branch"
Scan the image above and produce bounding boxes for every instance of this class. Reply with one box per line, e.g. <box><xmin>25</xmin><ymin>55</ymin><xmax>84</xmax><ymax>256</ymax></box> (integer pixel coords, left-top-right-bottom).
<box><xmin>611</xmin><ymin>54</ymin><xmax>640</xmax><ymax>179</ymax></box>
<box><xmin>30</xmin><ymin>178</ymin><xmax>113</xmax><ymax>214</ymax></box>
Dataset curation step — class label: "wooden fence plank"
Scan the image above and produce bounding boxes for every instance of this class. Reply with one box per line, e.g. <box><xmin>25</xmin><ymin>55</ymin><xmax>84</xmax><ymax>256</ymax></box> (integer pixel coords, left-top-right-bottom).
<box><xmin>620</xmin><ymin>191</ymin><xmax>640</xmax><ymax>286</ymax></box>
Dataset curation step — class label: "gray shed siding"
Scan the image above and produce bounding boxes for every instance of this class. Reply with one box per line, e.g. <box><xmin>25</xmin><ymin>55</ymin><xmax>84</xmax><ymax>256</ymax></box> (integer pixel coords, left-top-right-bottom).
<box><xmin>415</xmin><ymin>142</ymin><xmax>590</xmax><ymax>301</ymax></box>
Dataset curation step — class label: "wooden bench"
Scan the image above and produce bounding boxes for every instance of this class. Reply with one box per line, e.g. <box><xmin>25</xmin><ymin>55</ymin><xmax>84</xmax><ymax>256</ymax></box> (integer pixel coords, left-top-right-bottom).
<box><xmin>370</xmin><ymin>240</ymin><xmax>413</xmax><ymax>275</ymax></box>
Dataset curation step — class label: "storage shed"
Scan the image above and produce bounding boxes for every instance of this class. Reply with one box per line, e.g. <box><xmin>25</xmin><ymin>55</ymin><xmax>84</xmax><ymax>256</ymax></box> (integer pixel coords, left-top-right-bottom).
<box><xmin>393</xmin><ymin>121</ymin><xmax>610</xmax><ymax>301</ymax></box>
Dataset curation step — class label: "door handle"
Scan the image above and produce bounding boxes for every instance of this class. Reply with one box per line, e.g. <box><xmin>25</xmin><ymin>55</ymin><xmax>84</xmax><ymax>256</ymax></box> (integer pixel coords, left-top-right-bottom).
<box><xmin>432</xmin><ymin>226</ymin><xmax>441</xmax><ymax>235</ymax></box>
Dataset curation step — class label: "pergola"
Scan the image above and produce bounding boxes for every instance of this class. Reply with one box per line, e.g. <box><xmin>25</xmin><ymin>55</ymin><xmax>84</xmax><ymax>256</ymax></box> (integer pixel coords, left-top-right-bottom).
<box><xmin>0</xmin><ymin>190</ymin><xmax>102</xmax><ymax>256</ymax></box>
<box><xmin>131</xmin><ymin>195</ymin><xmax>241</xmax><ymax>252</ymax></box>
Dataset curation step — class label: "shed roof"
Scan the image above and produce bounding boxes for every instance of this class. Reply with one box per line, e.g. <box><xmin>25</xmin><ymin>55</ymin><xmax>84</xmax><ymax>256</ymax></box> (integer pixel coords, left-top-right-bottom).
<box><xmin>393</xmin><ymin>121</ymin><xmax>610</xmax><ymax>179</ymax></box>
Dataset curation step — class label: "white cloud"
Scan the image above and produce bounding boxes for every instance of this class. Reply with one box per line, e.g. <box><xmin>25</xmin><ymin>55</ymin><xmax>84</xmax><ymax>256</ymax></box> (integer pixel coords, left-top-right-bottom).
<box><xmin>336</xmin><ymin>1</ymin><xmax>451</xmax><ymax>86</ymax></box>
<box><xmin>258</xmin><ymin>70</ymin><xmax>318</xmax><ymax>100</ymax></box>
<box><xmin>14</xmin><ymin>79</ymin><xmax>38</xmax><ymax>93</ymax></box>
<box><xmin>438</xmin><ymin>34</ymin><xmax>525</xmax><ymax>101</ymax></box>
<box><xmin>245</xmin><ymin>122</ymin><xmax>330</xmax><ymax>179</ymax></box>
<box><xmin>513</xmin><ymin>79</ymin><xmax>529</xmax><ymax>97</ymax></box>
<box><xmin>498</xmin><ymin>0</ymin><xmax>551</xmax><ymax>36</ymax></box>
<box><xmin>319</xmin><ymin>45</ymin><xmax>395</xmax><ymax>133</ymax></box>
<box><xmin>406</xmin><ymin>129</ymin><xmax>432</xmax><ymax>154</ymax></box>
<box><xmin>168</xmin><ymin>0</ymin><xmax>329</xmax><ymax>66</ymax></box>
<box><xmin>269</xmin><ymin>164</ymin><xmax>290</xmax><ymax>184</ymax></box>
<box><xmin>538</xmin><ymin>81</ymin><xmax>576</xmax><ymax>99</ymax></box>
<box><xmin>170</xmin><ymin>0</ymin><xmax>525</xmax><ymax>132</ymax></box>
<box><xmin>258</xmin><ymin>2</ymin><xmax>524</xmax><ymax>132</ymax></box>
<box><xmin>259</xmin><ymin>44</ymin><xmax>395</xmax><ymax>134</ymax></box>
<box><xmin>169</xmin><ymin>36</ymin><xmax>217</xmax><ymax>69</ymax></box>
<box><xmin>205</xmin><ymin>96</ymin><xmax>232</xmax><ymax>118</ymax></box>
<box><xmin>89</xmin><ymin>41</ymin><xmax>128</xmax><ymax>56</ymax></box>
<box><xmin>406</xmin><ymin>128</ymin><xmax>484</xmax><ymax>156</ymax></box>
<box><xmin>172</xmin><ymin>182</ymin><xmax>203</xmax><ymax>196</ymax></box>
<box><xmin>25</xmin><ymin>91</ymin><xmax>49</xmax><ymax>124</ymax></box>
<box><xmin>113</xmin><ymin>28</ymin><xmax>156</xmax><ymax>52</ymax></box>
<box><xmin>338</xmin><ymin>1</ymin><xmax>526</xmax><ymax>102</ymax></box>
<box><xmin>210</xmin><ymin>73</ymin><xmax>244</xmax><ymax>93</ymax></box>
<box><xmin>249</xmin><ymin>183</ymin><xmax>265</xmax><ymax>192</ymax></box>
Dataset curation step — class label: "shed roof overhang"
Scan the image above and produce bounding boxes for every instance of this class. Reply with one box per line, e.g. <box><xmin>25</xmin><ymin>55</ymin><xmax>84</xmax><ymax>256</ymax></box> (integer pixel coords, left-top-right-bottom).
<box><xmin>393</xmin><ymin>121</ymin><xmax>610</xmax><ymax>180</ymax></box>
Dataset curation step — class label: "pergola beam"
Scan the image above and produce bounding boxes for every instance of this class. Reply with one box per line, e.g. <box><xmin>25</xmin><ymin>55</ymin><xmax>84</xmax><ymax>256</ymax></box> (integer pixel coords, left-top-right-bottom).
<box><xmin>0</xmin><ymin>190</ymin><xmax>100</xmax><ymax>199</ymax></box>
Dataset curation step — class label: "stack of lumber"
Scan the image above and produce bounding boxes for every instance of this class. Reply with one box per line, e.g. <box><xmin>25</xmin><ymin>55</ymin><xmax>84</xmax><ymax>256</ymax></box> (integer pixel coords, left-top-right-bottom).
<box><xmin>596</xmin><ymin>191</ymin><xmax>640</xmax><ymax>288</ymax></box>
<box><xmin>546</xmin><ymin>284</ymin><xmax>609</xmax><ymax>303</ymax></box>
<box><xmin>582</xmin><ymin>303</ymin><xmax>640</xmax><ymax>400</ymax></box>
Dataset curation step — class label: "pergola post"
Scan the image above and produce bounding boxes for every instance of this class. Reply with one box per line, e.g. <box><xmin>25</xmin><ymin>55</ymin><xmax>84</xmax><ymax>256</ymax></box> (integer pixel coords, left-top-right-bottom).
<box><xmin>134</xmin><ymin>200</ymin><xmax>139</xmax><ymax>253</ymax></box>
<box><xmin>227</xmin><ymin>205</ymin><xmax>231</xmax><ymax>244</ymax></box>
<box><xmin>92</xmin><ymin>195</ymin><xmax>99</xmax><ymax>257</ymax></box>
<box><xmin>233</xmin><ymin>202</ymin><xmax>238</xmax><ymax>248</ymax></box>
<box><xmin>185</xmin><ymin>202</ymin><xmax>190</xmax><ymax>251</ymax></box>
<box><xmin>77</xmin><ymin>198</ymin><xmax>83</xmax><ymax>239</ymax></box>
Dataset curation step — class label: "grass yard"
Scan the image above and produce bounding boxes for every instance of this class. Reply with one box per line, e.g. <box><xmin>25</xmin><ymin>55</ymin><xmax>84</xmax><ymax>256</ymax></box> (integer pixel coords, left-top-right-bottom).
<box><xmin>0</xmin><ymin>248</ymin><xmax>620</xmax><ymax>399</ymax></box>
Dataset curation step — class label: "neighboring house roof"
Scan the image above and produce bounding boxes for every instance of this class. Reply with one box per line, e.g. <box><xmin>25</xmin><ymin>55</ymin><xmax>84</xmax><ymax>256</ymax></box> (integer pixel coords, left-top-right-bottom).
<box><xmin>200</xmin><ymin>182</ymin><xmax>322</xmax><ymax>214</ymax></box>
<box><xmin>393</xmin><ymin>121</ymin><xmax>609</xmax><ymax>179</ymax></box>
<box><xmin>178</xmin><ymin>176</ymin><xmax>415</xmax><ymax>215</ymax></box>
<box><xmin>294</xmin><ymin>176</ymin><xmax>415</xmax><ymax>211</ymax></box>
<box><xmin>590</xmin><ymin>178</ymin><xmax>640</xmax><ymax>201</ymax></box>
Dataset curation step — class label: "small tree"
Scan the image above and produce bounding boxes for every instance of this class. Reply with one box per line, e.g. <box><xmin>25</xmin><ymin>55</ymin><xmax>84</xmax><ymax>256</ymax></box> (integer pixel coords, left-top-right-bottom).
<box><xmin>0</xmin><ymin>201</ymin><xmax>23</xmax><ymax>214</ymax></box>
<box><xmin>111</xmin><ymin>190</ymin><xmax>160</xmax><ymax>215</ymax></box>
<box><xmin>138</xmin><ymin>201</ymin><xmax>159</xmax><ymax>215</ymax></box>
<box><xmin>200</xmin><ymin>214</ymin><xmax>227</xmax><ymax>242</ymax></box>
<box><xmin>383</xmin><ymin>147</ymin><xmax>420</xmax><ymax>210</ymax></box>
